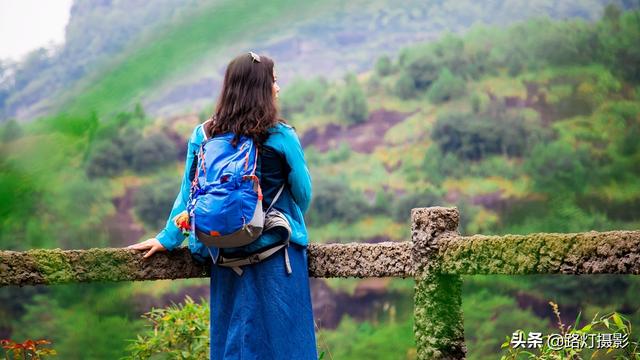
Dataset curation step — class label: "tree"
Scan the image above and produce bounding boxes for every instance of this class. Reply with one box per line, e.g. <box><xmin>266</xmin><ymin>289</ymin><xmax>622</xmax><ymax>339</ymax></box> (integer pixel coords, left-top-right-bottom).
<box><xmin>131</xmin><ymin>132</ymin><xmax>177</xmax><ymax>172</ymax></box>
<box><xmin>395</xmin><ymin>70</ymin><xmax>417</xmax><ymax>99</ymax></box>
<box><xmin>279</xmin><ymin>77</ymin><xmax>329</xmax><ymax>118</ymax></box>
<box><xmin>86</xmin><ymin>141</ymin><xmax>127</xmax><ymax>178</ymax></box>
<box><xmin>524</xmin><ymin>141</ymin><xmax>589</xmax><ymax>195</ymax></box>
<box><xmin>124</xmin><ymin>297</ymin><xmax>209</xmax><ymax>360</ymax></box>
<box><xmin>374</xmin><ymin>55</ymin><xmax>393</xmax><ymax>77</ymax></box>
<box><xmin>403</xmin><ymin>50</ymin><xmax>440</xmax><ymax>90</ymax></box>
<box><xmin>337</xmin><ymin>75</ymin><xmax>368</xmax><ymax>124</ymax></box>
<box><xmin>305</xmin><ymin>178</ymin><xmax>369</xmax><ymax>226</ymax></box>
<box><xmin>432</xmin><ymin>109</ymin><xmax>546</xmax><ymax>160</ymax></box>
<box><xmin>134</xmin><ymin>176</ymin><xmax>181</xmax><ymax>229</ymax></box>
<box><xmin>426</xmin><ymin>68</ymin><xmax>466</xmax><ymax>103</ymax></box>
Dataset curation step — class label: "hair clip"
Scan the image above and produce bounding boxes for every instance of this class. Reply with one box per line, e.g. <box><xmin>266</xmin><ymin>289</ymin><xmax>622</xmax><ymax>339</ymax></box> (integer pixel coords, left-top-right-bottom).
<box><xmin>249</xmin><ymin>51</ymin><xmax>261</xmax><ymax>63</ymax></box>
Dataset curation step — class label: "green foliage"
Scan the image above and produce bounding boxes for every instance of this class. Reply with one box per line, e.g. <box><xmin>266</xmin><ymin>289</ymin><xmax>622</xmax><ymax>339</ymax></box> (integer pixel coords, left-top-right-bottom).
<box><xmin>1</xmin><ymin>119</ymin><xmax>23</xmax><ymax>143</ymax></box>
<box><xmin>87</xmin><ymin>115</ymin><xmax>176</xmax><ymax>177</ymax></box>
<box><xmin>85</xmin><ymin>107</ymin><xmax>151</xmax><ymax>178</ymax></box>
<box><xmin>399</xmin><ymin>47</ymin><xmax>440</xmax><ymax>91</ymax></box>
<box><xmin>134</xmin><ymin>176</ymin><xmax>181</xmax><ymax>229</ymax></box>
<box><xmin>374</xmin><ymin>55</ymin><xmax>394</xmax><ymax>77</ymax></box>
<box><xmin>305</xmin><ymin>144</ymin><xmax>352</xmax><ymax>167</ymax></box>
<box><xmin>389</xmin><ymin>8</ymin><xmax>640</xmax><ymax>97</ymax></box>
<box><xmin>501</xmin><ymin>302</ymin><xmax>640</xmax><ymax>359</ymax></box>
<box><xmin>280</xmin><ymin>77</ymin><xmax>330</xmax><ymax>118</ymax></box>
<box><xmin>598</xmin><ymin>8</ymin><xmax>640</xmax><ymax>83</ymax></box>
<box><xmin>426</xmin><ymin>68</ymin><xmax>466</xmax><ymax>103</ymax></box>
<box><xmin>366</xmin><ymin>73</ymin><xmax>382</xmax><ymax>93</ymax></box>
<box><xmin>86</xmin><ymin>141</ymin><xmax>128</xmax><ymax>178</ymax></box>
<box><xmin>370</xmin><ymin>189</ymin><xmax>394</xmax><ymax>216</ymax></box>
<box><xmin>306</xmin><ymin>177</ymin><xmax>369</xmax><ymax>226</ymax></box>
<box><xmin>524</xmin><ymin>142</ymin><xmax>590</xmax><ymax>195</ymax></box>
<box><xmin>0</xmin><ymin>154</ymin><xmax>112</xmax><ymax>250</ymax></box>
<box><xmin>324</xmin><ymin>142</ymin><xmax>352</xmax><ymax>164</ymax></box>
<box><xmin>471</xmin><ymin>93</ymin><xmax>484</xmax><ymax>113</ymax></box>
<box><xmin>337</xmin><ymin>74</ymin><xmax>369</xmax><ymax>124</ymax></box>
<box><xmin>13</xmin><ymin>284</ymin><xmax>142</xmax><ymax>360</ymax></box>
<box><xmin>394</xmin><ymin>70</ymin><xmax>418</xmax><ymax>99</ymax></box>
<box><xmin>132</xmin><ymin>132</ymin><xmax>178</xmax><ymax>172</ymax></box>
<box><xmin>463</xmin><ymin>289</ymin><xmax>552</xmax><ymax>360</ymax></box>
<box><xmin>317</xmin><ymin>316</ymin><xmax>415</xmax><ymax>360</ymax></box>
<box><xmin>502</xmin><ymin>196</ymin><xmax>613</xmax><ymax>234</ymax></box>
<box><xmin>124</xmin><ymin>296</ymin><xmax>209</xmax><ymax>360</ymax></box>
<box><xmin>431</xmin><ymin>108</ymin><xmax>546</xmax><ymax>161</ymax></box>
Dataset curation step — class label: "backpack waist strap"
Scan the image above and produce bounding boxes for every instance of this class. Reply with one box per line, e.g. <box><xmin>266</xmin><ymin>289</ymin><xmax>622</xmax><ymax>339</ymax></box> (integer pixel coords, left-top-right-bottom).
<box><xmin>217</xmin><ymin>242</ymin><xmax>291</xmax><ymax>276</ymax></box>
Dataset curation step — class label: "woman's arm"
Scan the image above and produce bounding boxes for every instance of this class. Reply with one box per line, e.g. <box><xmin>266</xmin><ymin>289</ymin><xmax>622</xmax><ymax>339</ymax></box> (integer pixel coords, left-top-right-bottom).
<box><xmin>127</xmin><ymin>124</ymin><xmax>203</xmax><ymax>257</ymax></box>
<box><xmin>156</xmin><ymin>125</ymin><xmax>202</xmax><ymax>250</ymax></box>
<box><xmin>280</xmin><ymin>125</ymin><xmax>312</xmax><ymax>213</ymax></box>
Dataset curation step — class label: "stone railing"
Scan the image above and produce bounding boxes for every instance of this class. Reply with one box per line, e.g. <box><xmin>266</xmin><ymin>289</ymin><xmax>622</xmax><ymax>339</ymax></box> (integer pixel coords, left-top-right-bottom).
<box><xmin>2</xmin><ymin>207</ymin><xmax>639</xmax><ymax>359</ymax></box>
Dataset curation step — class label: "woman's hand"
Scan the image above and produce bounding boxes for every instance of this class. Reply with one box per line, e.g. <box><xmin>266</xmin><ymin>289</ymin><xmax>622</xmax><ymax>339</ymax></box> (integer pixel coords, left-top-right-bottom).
<box><xmin>126</xmin><ymin>238</ymin><xmax>167</xmax><ymax>259</ymax></box>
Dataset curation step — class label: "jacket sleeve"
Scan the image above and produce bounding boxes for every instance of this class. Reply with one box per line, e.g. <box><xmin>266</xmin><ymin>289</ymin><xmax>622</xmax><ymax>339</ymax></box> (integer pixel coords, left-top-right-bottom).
<box><xmin>156</xmin><ymin>125</ymin><xmax>201</xmax><ymax>251</ymax></box>
<box><xmin>280</xmin><ymin>126</ymin><xmax>312</xmax><ymax>213</ymax></box>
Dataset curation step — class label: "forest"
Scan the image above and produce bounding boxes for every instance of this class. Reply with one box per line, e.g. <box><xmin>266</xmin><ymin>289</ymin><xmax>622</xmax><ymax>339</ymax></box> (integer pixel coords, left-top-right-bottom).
<box><xmin>0</xmin><ymin>1</ymin><xmax>639</xmax><ymax>359</ymax></box>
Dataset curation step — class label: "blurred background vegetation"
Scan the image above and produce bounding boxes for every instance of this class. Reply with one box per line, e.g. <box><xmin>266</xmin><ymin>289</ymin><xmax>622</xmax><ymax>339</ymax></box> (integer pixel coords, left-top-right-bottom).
<box><xmin>1</xmin><ymin>0</ymin><xmax>639</xmax><ymax>358</ymax></box>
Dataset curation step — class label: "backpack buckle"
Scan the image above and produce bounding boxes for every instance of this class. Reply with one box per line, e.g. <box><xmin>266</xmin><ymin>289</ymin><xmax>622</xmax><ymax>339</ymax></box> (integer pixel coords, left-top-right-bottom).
<box><xmin>249</xmin><ymin>254</ymin><xmax>261</xmax><ymax>264</ymax></box>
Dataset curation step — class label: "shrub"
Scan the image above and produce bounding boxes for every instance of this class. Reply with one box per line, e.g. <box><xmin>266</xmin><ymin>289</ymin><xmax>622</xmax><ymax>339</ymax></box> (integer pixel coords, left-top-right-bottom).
<box><xmin>124</xmin><ymin>296</ymin><xmax>209</xmax><ymax>360</ymax></box>
<box><xmin>374</xmin><ymin>55</ymin><xmax>393</xmax><ymax>77</ymax></box>
<box><xmin>394</xmin><ymin>70</ymin><xmax>418</xmax><ymax>99</ymax></box>
<box><xmin>502</xmin><ymin>302</ymin><xmax>640</xmax><ymax>359</ymax></box>
<box><xmin>86</xmin><ymin>124</ymin><xmax>170</xmax><ymax>178</ymax></box>
<box><xmin>337</xmin><ymin>75</ymin><xmax>368</xmax><ymax>124</ymax></box>
<box><xmin>86</xmin><ymin>140</ymin><xmax>128</xmax><ymax>177</ymax></box>
<box><xmin>524</xmin><ymin>141</ymin><xmax>590</xmax><ymax>195</ymax></box>
<box><xmin>134</xmin><ymin>176</ymin><xmax>181</xmax><ymax>229</ymax></box>
<box><xmin>403</xmin><ymin>51</ymin><xmax>440</xmax><ymax>90</ymax></box>
<box><xmin>0</xmin><ymin>339</ymin><xmax>57</xmax><ymax>359</ymax></box>
<box><xmin>131</xmin><ymin>132</ymin><xmax>177</xmax><ymax>172</ymax></box>
<box><xmin>426</xmin><ymin>68</ymin><xmax>466</xmax><ymax>104</ymax></box>
<box><xmin>432</xmin><ymin>110</ymin><xmax>546</xmax><ymax>161</ymax></box>
<box><xmin>279</xmin><ymin>77</ymin><xmax>329</xmax><ymax>118</ymax></box>
<box><xmin>306</xmin><ymin>178</ymin><xmax>369</xmax><ymax>226</ymax></box>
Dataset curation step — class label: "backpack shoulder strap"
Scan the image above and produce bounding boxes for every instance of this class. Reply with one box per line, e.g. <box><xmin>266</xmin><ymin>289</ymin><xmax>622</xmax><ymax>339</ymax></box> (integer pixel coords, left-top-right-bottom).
<box><xmin>202</xmin><ymin>118</ymin><xmax>213</xmax><ymax>140</ymax></box>
<box><xmin>189</xmin><ymin>120</ymin><xmax>212</xmax><ymax>183</ymax></box>
<box><xmin>266</xmin><ymin>184</ymin><xmax>285</xmax><ymax>214</ymax></box>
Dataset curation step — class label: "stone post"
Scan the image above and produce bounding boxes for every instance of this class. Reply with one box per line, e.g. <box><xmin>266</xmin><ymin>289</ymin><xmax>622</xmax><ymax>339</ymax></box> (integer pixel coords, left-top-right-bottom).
<box><xmin>412</xmin><ymin>207</ymin><xmax>466</xmax><ymax>359</ymax></box>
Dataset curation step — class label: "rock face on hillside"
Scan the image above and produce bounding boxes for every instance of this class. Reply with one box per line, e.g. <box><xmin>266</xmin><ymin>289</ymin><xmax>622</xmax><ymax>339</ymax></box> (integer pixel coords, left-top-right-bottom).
<box><xmin>300</xmin><ymin>109</ymin><xmax>414</xmax><ymax>153</ymax></box>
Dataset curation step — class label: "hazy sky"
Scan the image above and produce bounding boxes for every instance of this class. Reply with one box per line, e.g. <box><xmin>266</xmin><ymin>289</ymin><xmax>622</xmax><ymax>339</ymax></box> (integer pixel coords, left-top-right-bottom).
<box><xmin>0</xmin><ymin>0</ymin><xmax>73</xmax><ymax>62</ymax></box>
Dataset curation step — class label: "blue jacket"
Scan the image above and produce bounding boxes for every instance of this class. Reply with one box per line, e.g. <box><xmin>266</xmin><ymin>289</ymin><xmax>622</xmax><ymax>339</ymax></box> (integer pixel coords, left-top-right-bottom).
<box><xmin>156</xmin><ymin>121</ymin><xmax>312</xmax><ymax>261</ymax></box>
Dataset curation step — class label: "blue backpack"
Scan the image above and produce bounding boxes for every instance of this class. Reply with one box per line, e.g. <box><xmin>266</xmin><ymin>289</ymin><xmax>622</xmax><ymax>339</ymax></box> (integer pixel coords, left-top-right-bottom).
<box><xmin>186</xmin><ymin>130</ymin><xmax>290</xmax><ymax>276</ymax></box>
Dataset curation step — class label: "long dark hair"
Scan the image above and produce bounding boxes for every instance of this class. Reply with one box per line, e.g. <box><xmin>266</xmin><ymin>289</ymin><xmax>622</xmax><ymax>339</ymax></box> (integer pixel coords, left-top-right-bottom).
<box><xmin>204</xmin><ymin>52</ymin><xmax>283</xmax><ymax>146</ymax></box>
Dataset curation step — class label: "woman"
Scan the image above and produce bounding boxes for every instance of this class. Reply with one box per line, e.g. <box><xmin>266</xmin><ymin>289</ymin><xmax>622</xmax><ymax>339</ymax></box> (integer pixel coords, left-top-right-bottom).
<box><xmin>127</xmin><ymin>52</ymin><xmax>318</xmax><ymax>359</ymax></box>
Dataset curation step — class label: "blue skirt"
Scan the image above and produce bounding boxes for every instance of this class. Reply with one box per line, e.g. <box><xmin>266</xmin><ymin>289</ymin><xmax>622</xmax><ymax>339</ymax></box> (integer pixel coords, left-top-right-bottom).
<box><xmin>209</xmin><ymin>243</ymin><xmax>318</xmax><ymax>359</ymax></box>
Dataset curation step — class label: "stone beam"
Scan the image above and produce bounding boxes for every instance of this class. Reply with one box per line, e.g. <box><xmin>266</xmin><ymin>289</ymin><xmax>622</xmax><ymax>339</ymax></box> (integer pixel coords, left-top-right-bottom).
<box><xmin>438</xmin><ymin>230</ymin><xmax>640</xmax><ymax>275</ymax></box>
<box><xmin>0</xmin><ymin>247</ymin><xmax>210</xmax><ymax>286</ymax></box>
<box><xmin>0</xmin><ymin>242</ymin><xmax>413</xmax><ymax>286</ymax></box>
